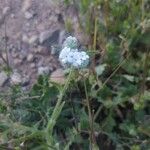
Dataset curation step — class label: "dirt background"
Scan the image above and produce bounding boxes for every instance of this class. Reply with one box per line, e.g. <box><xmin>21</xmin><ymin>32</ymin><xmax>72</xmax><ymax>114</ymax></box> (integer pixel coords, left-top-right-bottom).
<box><xmin>0</xmin><ymin>0</ymin><xmax>90</xmax><ymax>91</ymax></box>
<box><xmin>0</xmin><ymin>0</ymin><xmax>68</xmax><ymax>90</ymax></box>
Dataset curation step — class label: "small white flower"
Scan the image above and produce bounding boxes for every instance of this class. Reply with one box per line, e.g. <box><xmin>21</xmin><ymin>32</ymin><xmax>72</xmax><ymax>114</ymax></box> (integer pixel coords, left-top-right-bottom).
<box><xmin>59</xmin><ymin>47</ymin><xmax>71</xmax><ymax>60</ymax></box>
<box><xmin>80</xmin><ymin>51</ymin><xmax>89</xmax><ymax>60</ymax></box>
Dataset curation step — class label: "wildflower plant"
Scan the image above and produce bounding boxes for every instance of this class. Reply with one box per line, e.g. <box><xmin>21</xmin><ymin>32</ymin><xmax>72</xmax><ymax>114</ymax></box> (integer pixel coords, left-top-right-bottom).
<box><xmin>44</xmin><ymin>36</ymin><xmax>90</xmax><ymax>149</ymax></box>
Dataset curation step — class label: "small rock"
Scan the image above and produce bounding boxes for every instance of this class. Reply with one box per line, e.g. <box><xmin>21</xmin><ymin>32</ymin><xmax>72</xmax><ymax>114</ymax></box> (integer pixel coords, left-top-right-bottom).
<box><xmin>37</xmin><ymin>59</ymin><xmax>44</xmax><ymax>67</ymax></box>
<box><xmin>24</xmin><ymin>11</ymin><xmax>34</xmax><ymax>19</ymax></box>
<box><xmin>28</xmin><ymin>35</ymin><xmax>38</xmax><ymax>45</ymax></box>
<box><xmin>27</xmin><ymin>54</ymin><xmax>34</xmax><ymax>62</ymax></box>
<box><xmin>11</xmin><ymin>72</ymin><xmax>22</xmax><ymax>85</ymax></box>
<box><xmin>39</xmin><ymin>30</ymin><xmax>52</xmax><ymax>44</ymax></box>
<box><xmin>0</xmin><ymin>71</ymin><xmax>8</xmax><ymax>87</ymax></box>
<box><xmin>50</xmin><ymin>15</ymin><xmax>57</xmax><ymax>23</ymax></box>
<box><xmin>22</xmin><ymin>76</ymin><xmax>30</xmax><ymax>86</ymax></box>
<box><xmin>39</xmin><ymin>29</ymin><xmax>60</xmax><ymax>45</ymax></box>
<box><xmin>38</xmin><ymin>66</ymin><xmax>50</xmax><ymax>75</ymax></box>
<box><xmin>3</xmin><ymin>7</ymin><xmax>10</xmax><ymax>15</ymax></box>
<box><xmin>30</xmin><ymin>63</ymin><xmax>36</xmax><ymax>68</ymax></box>
<box><xmin>19</xmin><ymin>53</ymin><xmax>26</xmax><ymax>60</ymax></box>
<box><xmin>33</xmin><ymin>46</ymin><xmax>48</xmax><ymax>55</ymax></box>
<box><xmin>11</xmin><ymin>14</ymin><xmax>15</xmax><ymax>18</ymax></box>
<box><xmin>2</xmin><ymin>53</ymin><xmax>7</xmax><ymax>60</ymax></box>
<box><xmin>12</xmin><ymin>52</ymin><xmax>19</xmax><ymax>58</ymax></box>
<box><xmin>25</xmin><ymin>22</ymin><xmax>30</xmax><ymax>27</ymax></box>
<box><xmin>50</xmin><ymin>69</ymin><xmax>65</xmax><ymax>84</ymax></box>
<box><xmin>23</xmin><ymin>34</ymin><xmax>38</xmax><ymax>45</ymax></box>
<box><xmin>22</xmin><ymin>34</ymin><xmax>29</xmax><ymax>43</ymax></box>
<box><xmin>14</xmin><ymin>58</ymin><xmax>22</xmax><ymax>65</ymax></box>
<box><xmin>33</xmin><ymin>46</ymin><xmax>42</xmax><ymax>54</ymax></box>
<box><xmin>22</xmin><ymin>0</ymin><xmax>32</xmax><ymax>12</ymax></box>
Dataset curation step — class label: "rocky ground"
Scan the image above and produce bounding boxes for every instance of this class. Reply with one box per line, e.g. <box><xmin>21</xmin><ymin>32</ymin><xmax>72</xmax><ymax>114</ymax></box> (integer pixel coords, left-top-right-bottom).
<box><xmin>0</xmin><ymin>0</ymin><xmax>72</xmax><ymax>90</ymax></box>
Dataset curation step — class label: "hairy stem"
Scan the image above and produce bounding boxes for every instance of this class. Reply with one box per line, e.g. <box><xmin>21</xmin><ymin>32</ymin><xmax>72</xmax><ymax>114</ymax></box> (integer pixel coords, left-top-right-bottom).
<box><xmin>84</xmin><ymin>79</ymin><xmax>95</xmax><ymax>149</ymax></box>
<box><xmin>46</xmin><ymin>69</ymin><xmax>73</xmax><ymax>149</ymax></box>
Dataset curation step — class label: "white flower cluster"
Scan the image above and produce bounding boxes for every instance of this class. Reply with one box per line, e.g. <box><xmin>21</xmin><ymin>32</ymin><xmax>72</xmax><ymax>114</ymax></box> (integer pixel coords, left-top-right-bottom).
<box><xmin>59</xmin><ymin>36</ymin><xmax>89</xmax><ymax>68</ymax></box>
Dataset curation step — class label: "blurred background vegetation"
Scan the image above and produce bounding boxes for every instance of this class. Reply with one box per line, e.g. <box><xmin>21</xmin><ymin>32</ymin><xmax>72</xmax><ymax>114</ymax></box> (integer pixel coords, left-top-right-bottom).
<box><xmin>0</xmin><ymin>0</ymin><xmax>150</xmax><ymax>149</ymax></box>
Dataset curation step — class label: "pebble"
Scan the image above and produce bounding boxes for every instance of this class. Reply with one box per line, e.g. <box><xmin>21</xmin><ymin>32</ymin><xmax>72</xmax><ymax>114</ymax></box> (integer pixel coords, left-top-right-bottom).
<box><xmin>2</xmin><ymin>53</ymin><xmax>7</xmax><ymax>60</ymax></box>
<box><xmin>39</xmin><ymin>30</ymin><xmax>52</xmax><ymax>44</ymax></box>
<box><xmin>22</xmin><ymin>0</ymin><xmax>32</xmax><ymax>12</ymax></box>
<box><xmin>22</xmin><ymin>34</ymin><xmax>38</xmax><ymax>45</ymax></box>
<box><xmin>39</xmin><ymin>29</ymin><xmax>59</xmax><ymax>44</ymax></box>
<box><xmin>19</xmin><ymin>54</ymin><xmax>26</xmax><ymax>61</ymax></box>
<box><xmin>10</xmin><ymin>72</ymin><xmax>22</xmax><ymax>85</ymax></box>
<box><xmin>37</xmin><ymin>59</ymin><xmax>44</xmax><ymax>67</ymax></box>
<box><xmin>50</xmin><ymin>69</ymin><xmax>65</xmax><ymax>84</ymax></box>
<box><xmin>11</xmin><ymin>14</ymin><xmax>15</xmax><ymax>18</ymax></box>
<box><xmin>38</xmin><ymin>66</ymin><xmax>50</xmax><ymax>75</ymax></box>
<box><xmin>12</xmin><ymin>52</ymin><xmax>19</xmax><ymax>58</ymax></box>
<box><xmin>0</xmin><ymin>71</ymin><xmax>8</xmax><ymax>87</ymax></box>
<box><xmin>30</xmin><ymin>63</ymin><xmax>36</xmax><ymax>69</ymax></box>
<box><xmin>27</xmin><ymin>54</ymin><xmax>34</xmax><ymax>62</ymax></box>
<box><xmin>22</xmin><ymin>76</ymin><xmax>30</xmax><ymax>86</ymax></box>
<box><xmin>33</xmin><ymin>47</ymin><xmax>42</xmax><ymax>54</ymax></box>
<box><xmin>28</xmin><ymin>35</ymin><xmax>38</xmax><ymax>45</ymax></box>
<box><xmin>22</xmin><ymin>34</ymin><xmax>29</xmax><ymax>43</ymax></box>
<box><xmin>33</xmin><ymin>46</ymin><xmax>47</xmax><ymax>55</ymax></box>
<box><xmin>3</xmin><ymin>7</ymin><xmax>10</xmax><ymax>15</ymax></box>
<box><xmin>24</xmin><ymin>11</ymin><xmax>34</xmax><ymax>19</ymax></box>
<box><xmin>14</xmin><ymin>58</ymin><xmax>22</xmax><ymax>65</ymax></box>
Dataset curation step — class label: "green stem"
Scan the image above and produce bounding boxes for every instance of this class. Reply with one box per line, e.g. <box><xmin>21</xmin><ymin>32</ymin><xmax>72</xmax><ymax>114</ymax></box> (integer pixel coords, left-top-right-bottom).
<box><xmin>93</xmin><ymin>17</ymin><xmax>98</xmax><ymax>51</ymax></box>
<box><xmin>84</xmin><ymin>79</ymin><xmax>95</xmax><ymax>149</ymax></box>
<box><xmin>141</xmin><ymin>0</ymin><xmax>145</xmax><ymax>21</ymax></box>
<box><xmin>46</xmin><ymin>69</ymin><xmax>73</xmax><ymax>149</ymax></box>
<box><xmin>138</xmin><ymin>50</ymin><xmax>149</xmax><ymax>101</ymax></box>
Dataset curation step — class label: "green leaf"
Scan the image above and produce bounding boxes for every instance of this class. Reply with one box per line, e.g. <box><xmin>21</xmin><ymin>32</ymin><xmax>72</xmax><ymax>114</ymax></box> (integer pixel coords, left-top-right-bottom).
<box><xmin>95</xmin><ymin>64</ymin><xmax>107</xmax><ymax>76</ymax></box>
<box><xmin>102</xmin><ymin>115</ymin><xmax>116</xmax><ymax>132</ymax></box>
<box><xmin>122</xmin><ymin>74</ymin><xmax>135</xmax><ymax>82</ymax></box>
